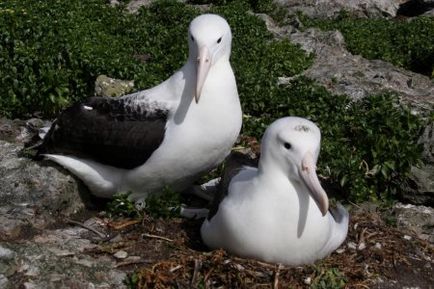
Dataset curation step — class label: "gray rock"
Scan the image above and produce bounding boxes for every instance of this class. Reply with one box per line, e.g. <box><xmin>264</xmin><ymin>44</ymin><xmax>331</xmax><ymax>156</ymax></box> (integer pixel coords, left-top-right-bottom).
<box><xmin>0</xmin><ymin>223</ymin><xmax>126</xmax><ymax>289</ymax></box>
<box><xmin>405</xmin><ymin>124</ymin><xmax>434</xmax><ymax>205</ymax></box>
<box><xmin>0</xmin><ymin>246</ymin><xmax>14</xmax><ymax>261</ymax></box>
<box><xmin>259</xmin><ymin>14</ymin><xmax>434</xmax><ymax>205</ymax></box>
<box><xmin>273</xmin><ymin>0</ymin><xmax>402</xmax><ymax>18</ymax></box>
<box><xmin>94</xmin><ymin>75</ymin><xmax>135</xmax><ymax>98</ymax></box>
<box><xmin>420</xmin><ymin>122</ymin><xmax>434</xmax><ymax>164</ymax></box>
<box><xmin>0</xmin><ymin>137</ymin><xmax>86</xmax><ymax>240</ymax></box>
<box><xmin>405</xmin><ymin>164</ymin><xmax>434</xmax><ymax>205</ymax></box>
<box><xmin>126</xmin><ymin>0</ymin><xmax>155</xmax><ymax>14</ymax></box>
<box><xmin>285</xmin><ymin>28</ymin><xmax>434</xmax><ymax>112</ymax></box>
<box><xmin>393</xmin><ymin>203</ymin><xmax>434</xmax><ymax>243</ymax></box>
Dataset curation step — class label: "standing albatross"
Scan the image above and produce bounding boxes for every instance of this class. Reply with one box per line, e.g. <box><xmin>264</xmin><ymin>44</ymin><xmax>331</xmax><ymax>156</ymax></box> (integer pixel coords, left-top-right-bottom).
<box><xmin>201</xmin><ymin>117</ymin><xmax>348</xmax><ymax>266</ymax></box>
<box><xmin>37</xmin><ymin>14</ymin><xmax>242</xmax><ymax>203</ymax></box>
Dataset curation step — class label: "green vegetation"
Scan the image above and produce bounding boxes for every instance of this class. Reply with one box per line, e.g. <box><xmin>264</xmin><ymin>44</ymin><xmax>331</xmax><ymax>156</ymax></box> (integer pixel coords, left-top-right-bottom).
<box><xmin>124</xmin><ymin>272</ymin><xmax>139</xmax><ymax>289</ymax></box>
<box><xmin>245</xmin><ymin>77</ymin><xmax>424</xmax><ymax>201</ymax></box>
<box><xmin>0</xmin><ymin>0</ymin><xmax>427</xmax><ymax>202</ymax></box>
<box><xmin>311</xmin><ymin>267</ymin><xmax>346</xmax><ymax>289</ymax></box>
<box><xmin>106</xmin><ymin>193</ymin><xmax>140</xmax><ymax>218</ymax></box>
<box><xmin>144</xmin><ymin>187</ymin><xmax>181</xmax><ymax>219</ymax></box>
<box><xmin>106</xmin><ymin>188</ymin><xmax>181</xmax><ymax>219</ymax></box>
<box><xmin>299</xmin><ymin>13</ymin><xmax>434</xmax><ymax>76</ymax></box>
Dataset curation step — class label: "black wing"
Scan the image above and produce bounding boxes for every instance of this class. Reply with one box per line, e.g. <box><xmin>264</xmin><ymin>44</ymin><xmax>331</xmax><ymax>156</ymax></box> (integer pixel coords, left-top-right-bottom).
<box><xmin>37</xmin><ymin>96</ymin><xmax>168</xmax><ymax>169</ymax></box>
<box><xmin>207</xmin><ymin>151</ymin><xmax>259</xmax><ymax>220</ymax></box>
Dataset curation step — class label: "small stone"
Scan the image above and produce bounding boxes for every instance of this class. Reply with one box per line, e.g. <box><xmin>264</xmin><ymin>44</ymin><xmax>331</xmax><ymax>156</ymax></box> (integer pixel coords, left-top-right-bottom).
<box><xmin>0</xmin><ymin>245</ymin><xmax>15</xmax><ymax>260</ymax></box>
<box><xmin>304</xmin><ymin>276</ymin><xmax>312</xmax><ymax>285</ymax></box>
<box><xmin>336</xmin><ymin>248</ymin><xmax>345</xmax><ymax>254</ymax></box>
<box><xmin>347</xmin><ymin>241</ymin><xmax>357</xmax><ymax>250</ymax></box>
<box><xmin>23</xmin><ymin>282</ymin><xmax>37</xmax><ymax>289</ymax></box>
<box><xmin>113</xmin><ymin>250</ymin><xmax>128</xmax><ymax>259</ymax></box>
<box><xmin>0</xmin><ymin>274</ymin><xmax>8</xmax><ymax>288</ymax></box>
<box><xmin>374</xmin><ymin>242</ymin><xmax>382</xmax><ymax>250</ymax></box>
<box><xmin>403</xmin><ymin>235</ymin><xmax>412</xmax><ymax>240</ymax></box>
<box><xmin>358</xmin><ymin>242</ymin><xmax>366</xmax><ymax>250</ymax></box>
<box><xmin>123</xmin><ymin>256</ymin><xmax>141</xmax><ymax>263</ymax></box>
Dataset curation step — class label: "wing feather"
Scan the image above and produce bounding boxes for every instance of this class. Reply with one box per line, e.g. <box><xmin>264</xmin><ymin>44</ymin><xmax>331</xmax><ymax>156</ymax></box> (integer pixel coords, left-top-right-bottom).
<box><xmin>38</xmin><ymin>96</ymin><xmax>168</xmax><ymax>169</ymax></box>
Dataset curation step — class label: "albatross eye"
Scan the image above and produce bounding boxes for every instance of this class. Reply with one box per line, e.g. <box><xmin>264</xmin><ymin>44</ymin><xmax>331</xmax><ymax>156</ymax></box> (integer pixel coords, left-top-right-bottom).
<box><xmin>191</xmin><ymin>35</ymin><xmax>195</xmax><ymax>42</ymax></box>
<box><xmin>284</xmin><ymin>142</ymin><xmax>292</xmax><ymax>150</ymax></box>
<box><xmin>217</xmin><ymin>37</ymin><xmax>222</xmax><ymax>44</ymax></box>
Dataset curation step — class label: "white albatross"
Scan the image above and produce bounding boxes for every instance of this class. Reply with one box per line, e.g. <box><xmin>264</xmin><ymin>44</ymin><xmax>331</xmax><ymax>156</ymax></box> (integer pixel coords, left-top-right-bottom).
<box><xmin>201</xmin><ymin>117</ymin><xmax>349</xmax><ymax>266</ymax></box>
<box><xmin>37</xmin><ymin>14</ymin><xmax>242</xmax><ymax>204</ymax></box>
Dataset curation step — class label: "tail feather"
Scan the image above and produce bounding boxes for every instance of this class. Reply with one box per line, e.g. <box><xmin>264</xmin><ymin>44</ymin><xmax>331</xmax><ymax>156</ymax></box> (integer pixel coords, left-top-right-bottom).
<box><xmin>43</xmin><ymin>154</ymin><xmax>124</xmax><ymax>198</ymax></box>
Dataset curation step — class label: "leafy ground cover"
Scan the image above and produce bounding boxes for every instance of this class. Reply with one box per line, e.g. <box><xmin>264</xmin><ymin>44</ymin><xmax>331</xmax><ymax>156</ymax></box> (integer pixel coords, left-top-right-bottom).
<box><xmin>1</xmin><ymin>0</ymin><xmax>433</xmax><ymax>287</ymax></box>
<box><xmin>298</xmin><ymin>13</ymin><xmax>434</xmax><ymax>77</ymax></box>
<box><xmin>1</xmin><ymin>0</ymin><xmax>427</xmax><ymax>203</ymax></box>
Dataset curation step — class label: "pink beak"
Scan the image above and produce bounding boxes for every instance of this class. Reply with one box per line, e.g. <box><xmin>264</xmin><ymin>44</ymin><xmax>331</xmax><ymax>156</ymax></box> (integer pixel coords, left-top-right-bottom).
<box><xmin>195</xmin><ymin>46</ymin><xmax>212</xmax><ymax>103</ymax></box>
<box><xmin>299</xmin><ymin>151</ymin><xmax>329</xmax><ymax>216</ymax></box>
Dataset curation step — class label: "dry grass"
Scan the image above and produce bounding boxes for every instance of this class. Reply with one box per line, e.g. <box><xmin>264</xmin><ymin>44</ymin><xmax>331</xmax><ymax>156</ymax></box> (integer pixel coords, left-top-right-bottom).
<box><xmin>86</xmin><ymin>204</ymin><xmax>433</xmax><ymax>289</ymax></box>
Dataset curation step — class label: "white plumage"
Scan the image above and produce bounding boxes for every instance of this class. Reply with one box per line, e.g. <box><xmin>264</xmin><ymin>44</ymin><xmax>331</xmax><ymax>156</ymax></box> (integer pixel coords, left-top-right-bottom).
<box><xmin>201</xmin><ymin>117</ymin><xmax>349</xmax><ymax>265</ymax></box>
<box><xmin>38</xmin><ymin>14</ymin><xmax>242</xmax><ymax>204</ymax></box>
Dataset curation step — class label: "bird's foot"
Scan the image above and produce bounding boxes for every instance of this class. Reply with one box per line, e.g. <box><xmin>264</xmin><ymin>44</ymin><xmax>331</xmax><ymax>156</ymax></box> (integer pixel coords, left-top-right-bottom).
<box><xmin>180</xmin><ymin>206</ymin><xmax>209</xmax><ymax>219</ymax></box>
<box><xmin>186</xmin><ymin>177</ymin><xmax>221</xmax><ymax>201</ymax></box>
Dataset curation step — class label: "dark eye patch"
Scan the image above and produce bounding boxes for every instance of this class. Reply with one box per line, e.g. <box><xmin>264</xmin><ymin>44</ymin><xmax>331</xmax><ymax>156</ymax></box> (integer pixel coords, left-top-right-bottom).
<box><xmin>284</xmin><ymin>142</ymin><xmax>292</xmax><ymax>150</ymax></box>
<box><xmin>217</xmin><ymin>37</ymin><xmax>222</xmax><ymax>44</ymax></box>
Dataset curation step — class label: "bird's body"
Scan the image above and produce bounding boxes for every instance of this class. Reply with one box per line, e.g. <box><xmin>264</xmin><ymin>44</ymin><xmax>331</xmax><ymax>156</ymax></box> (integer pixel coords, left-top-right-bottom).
<box><xmin>38</xmin><ymin>14</ymin><xmax>242</xmax><ymax>203</ymax></box>
<box><xmin>201</xmin><ymin>117</ymin><xmax>348</xmax><ymax>266</ymax></box>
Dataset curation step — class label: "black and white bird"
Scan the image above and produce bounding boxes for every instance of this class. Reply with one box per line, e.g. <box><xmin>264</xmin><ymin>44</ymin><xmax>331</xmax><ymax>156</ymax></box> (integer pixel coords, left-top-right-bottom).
<box><xmin>201</xmin><ymin>117</ymin><xmax>348</xmax><ymax>266</ymax></box>
<box><xmin>37</xmin><ymin>14</ymin><xmax>242</xmax><ymax>204</ymax></box>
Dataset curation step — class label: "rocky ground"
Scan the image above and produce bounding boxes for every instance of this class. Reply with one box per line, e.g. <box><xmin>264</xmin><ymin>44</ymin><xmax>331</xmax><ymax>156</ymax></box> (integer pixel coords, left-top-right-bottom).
<box><xmin>0</xmin><ymin>118</ymin><xmax>433</xmax><ymax>289</ymax></box>
<box><xmin>1</xmin><ymin>0</ymin><xmax>433</xmax><ymax>288</ymax></box>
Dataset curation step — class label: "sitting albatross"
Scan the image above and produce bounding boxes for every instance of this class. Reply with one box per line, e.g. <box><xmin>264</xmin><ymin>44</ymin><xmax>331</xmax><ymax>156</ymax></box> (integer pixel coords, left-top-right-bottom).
<box><xmin>37</xmin><ymin>14</ymin><xmax>242</xmax><ymax>203</ymax></box>
<box><xmin>201</xmin><ymin>117</ymin><xmax>349</xmax><ymax>266</ymax></box>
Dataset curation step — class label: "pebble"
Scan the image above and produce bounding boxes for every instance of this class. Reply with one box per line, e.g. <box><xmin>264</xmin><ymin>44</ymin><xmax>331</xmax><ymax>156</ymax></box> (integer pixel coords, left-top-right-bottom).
<box><xmin>403</xmin><ymin>235</ymin><xmax>412</xmax><ymax>240</ymax></box>
<box><xmin>0</xmin><ymin>245</ymin><xmax>15</xmax><ymax>260</ymax></box>
<box><xmin>304</xmin><ymin>277</ymin><xmax>312</xmax><ymax>285</ymax></box>
<box><xmin>0</xmin><ymin>274</ymin><xmax>8</xmax><ymax>288</ymax></box>
<box><xmin>347</xmin><ymin>241</ymin><xmax>357</xmax><ymax>250</ymax></box>
<box><xmin>113</xmin><ymin>250</ymin><xmax>128</xmax><ymax>259</ymax></box>
<box><xmin>358</xmin><ymin>242</ymin><xmax>366</xmax><ymax>250</ymax></box>
<box><xmin>374</xmin><ymin>242</ymin><xmax>382</xmax><ymax>250</ymax></box>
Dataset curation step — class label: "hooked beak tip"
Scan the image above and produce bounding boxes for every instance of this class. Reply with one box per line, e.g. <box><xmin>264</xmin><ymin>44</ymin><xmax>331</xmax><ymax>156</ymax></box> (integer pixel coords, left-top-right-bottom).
<box><xmin>299</xmin><ymin>151</ymin><xmax>329</xmax><ymax>217</ymax></box>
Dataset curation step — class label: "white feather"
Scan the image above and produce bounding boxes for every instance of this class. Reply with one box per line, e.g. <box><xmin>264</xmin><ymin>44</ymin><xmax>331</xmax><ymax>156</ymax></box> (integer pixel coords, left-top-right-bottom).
<box><xmin>201</xmin><ymin>117</ymin><xmax>349</xmax><ymax>265</ymax></box>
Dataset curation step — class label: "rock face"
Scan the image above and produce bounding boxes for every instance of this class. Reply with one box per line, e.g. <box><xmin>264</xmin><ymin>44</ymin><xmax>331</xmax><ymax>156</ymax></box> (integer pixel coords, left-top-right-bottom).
<box><xmin>261</xmin><ymin>17</ymin><xmax>434</xmax><ymax>112</ymax></box>
<box><xmin>94</xmin><ymin>75</ymin><xmax>135</xmax><ymax>98</ymax></box>
<box><xmin>404</xmin><ymin>123</ymin><xmax>434</xmax><ymax>205</ymax></box>
<box><xmin>259</xmin><ymin>14</ymin><xmax>434</xmax><ymax>205</ymax></box>
<box><xmin>273</xmin><ymin>0</ymin><xmax>434</xmax><ymax>18</ymax></box>
<box><xmin>0</xmin><ymin>119</ymin><xmax>86</xmax><ymax>240</ymax></box>
<box><xmin>273</xmin><ymin>0</ymin><xmax>402</xmax><ymax>18</ymax></box>
<box><xmin>0</xmin><ymin>119</ymin><xmax>127</xmax><ymax>288</ymax></box>
<box><xmin>393</xmin><ymin>203</ymin><xmax>434</xmax><ymax>243</ymax></box>
<box><xmin>0</xmin><ymin>222</ymin><xmax>127</xmax><ymax>289</ymax></box>
<box><xmin>288</xmin><ymin>28</ymin><xmax>434</xmax><ymax>112</ymax></box>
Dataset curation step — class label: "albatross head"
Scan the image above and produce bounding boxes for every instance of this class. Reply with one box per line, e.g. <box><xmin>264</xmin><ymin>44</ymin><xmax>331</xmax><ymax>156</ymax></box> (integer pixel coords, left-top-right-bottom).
<box><xmin>260</xmin><ymin>117</ymin><xmax>329</xmax><ymax>216</ymax></box>
<box><xmin>188</xmin><ymin>14</ymin><xmax>232</xmax><ymax>103</ymax></box>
